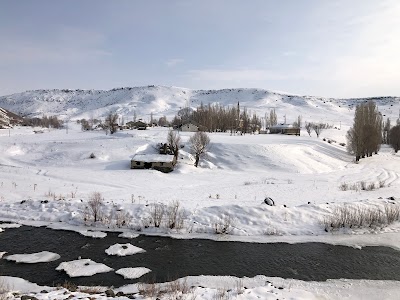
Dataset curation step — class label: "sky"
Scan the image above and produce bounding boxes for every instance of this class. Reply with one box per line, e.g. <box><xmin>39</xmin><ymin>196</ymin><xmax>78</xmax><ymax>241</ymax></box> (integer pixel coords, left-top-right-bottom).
<box><xmin>1</xmin><ymin>0</ymin><xmax>400</xmax><ymax>98</ymax></box>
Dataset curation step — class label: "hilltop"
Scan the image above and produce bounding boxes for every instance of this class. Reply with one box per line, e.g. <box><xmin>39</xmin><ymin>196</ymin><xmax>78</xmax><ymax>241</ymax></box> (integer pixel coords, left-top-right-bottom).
<box><xmin>0</xmin><ymin>86</ymin><xmax>399</xmax><ymax>126</ymax></box>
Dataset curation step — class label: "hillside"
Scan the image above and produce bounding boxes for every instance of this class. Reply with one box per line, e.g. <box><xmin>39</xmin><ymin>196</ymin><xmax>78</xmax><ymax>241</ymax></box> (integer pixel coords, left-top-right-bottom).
<box><xmin>0</xmin><ymin>86</ymin><xmax>399</xmax><ymax>126</ymax></box>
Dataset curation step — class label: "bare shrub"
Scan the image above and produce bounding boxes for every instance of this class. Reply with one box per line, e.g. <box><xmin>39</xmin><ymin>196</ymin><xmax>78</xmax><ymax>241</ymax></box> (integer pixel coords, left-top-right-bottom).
<box><xmin>151</xmin><ymin>203</ymin><xmax>165</xmax><ymax>228</ymax></box>
<box><xmin>359</xmin><ymin>181</ymin><xmax>367</xmax><ymax>190</ymax></box>
<box><xmin>366</xmin><ymin>182</ymin><xmax>376</xmax><ymax>191</ymax></box>
<box><xmin>115</xmin><ymin>210</ymin><xmax>132</xmax><ymax>228</ymax></box>
<box><xmin>339</xmin><ymin>182</ymin><xmax>349</xmax><ymax>191</ymax></box>
<box><xmin>263</xmin><ymin>227</ymin><xmax>283</xmax><ymax>236</ymax></box>
<box><xmin>88</xmin><ymin>192</ymin><xmax>104</xmax><ymax>222</ymax></box>
<box><xmin>214</xmin><ymin>215</ymin><xmax>233</xmax><ymax>234</ymax></box>
<box><xmin>339</xmin><ymin>182</ymin><xmax>360</xmax><ymax>192</ymax></box>
<box><xmin>165</xmin><ymin>278</ymin><xmax>193</xmax><ymax>297</ymax></box>
<box><xmin>166</xmin><ymin>200</ymin><xmax>185</xmax><ymax>230</ymax></box>
<box><xmin>379</xmin><ymin>180</ymin><xmax>386</xmax><ymax>188</ymax></box>
<box><xmin>385</xmin><ymin>203</ymin><xmax>400</xmax><ymax>223</ymax></box>
<box><xmin>213</xmin><ymin>287</ymin><xmax>230</xmax><ymax>300</ymax></box>
<box><xmin>323</xmin><ymin>204</ymin><xmax>400</xmax><ymax>231</ymax></box>
<box><xmin>137</xmin><ymin>282</ymin><xmax>160</xmax><ymax>298</ymax></box>
<box><xmin>58</xmin><ymin>281</ymin><xmax>77</xmax><ymax>292</ymax></box>
<box><xmin>235</xmin><ymin>279</ymin><xmax>244</xmax><ymax>295</ymax></box>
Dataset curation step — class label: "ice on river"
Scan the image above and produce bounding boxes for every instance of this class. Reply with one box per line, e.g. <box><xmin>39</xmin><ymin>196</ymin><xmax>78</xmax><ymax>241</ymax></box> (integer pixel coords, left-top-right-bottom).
<box><xmin>105</xmin><ymin>243</ymin><xmax>146</xmax><ymax>256</ymax></box>
<box><xmin>56</xmin><ymin>259</ymin><xmax>113</xmax><ymax>277</ymax></box>
<box><xmin>4</xmin><ymin>251</ymin><xmax>60</xmax><ymax>263</ymax></box>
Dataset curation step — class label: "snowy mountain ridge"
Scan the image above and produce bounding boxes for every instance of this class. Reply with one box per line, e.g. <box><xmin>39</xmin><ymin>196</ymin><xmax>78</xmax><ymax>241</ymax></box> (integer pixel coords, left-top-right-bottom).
<box><xmin>0</xmin><ymin>86</ymin><xmax>399</xmax><ymax>125</ymax></box>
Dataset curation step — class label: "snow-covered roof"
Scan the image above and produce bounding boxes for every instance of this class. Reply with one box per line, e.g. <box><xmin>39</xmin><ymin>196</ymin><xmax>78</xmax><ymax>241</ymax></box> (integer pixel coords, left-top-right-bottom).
<box><xmin>132</xmin><ymin>154</ymin><xmax>175</xmax><ymax>163</ymax></box>
<box><xmin>270</xmin><ymin>124</ymin><xmax>295</xmax><ymax>129</ymax></box>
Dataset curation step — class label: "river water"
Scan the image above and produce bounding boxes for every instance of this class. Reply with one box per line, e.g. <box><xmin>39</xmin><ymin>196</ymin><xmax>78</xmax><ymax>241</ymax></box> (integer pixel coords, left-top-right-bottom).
<box><xmin>1</xmin><ymin>225</ymin><xmax>400</xmax><ymax>287</ymax></box>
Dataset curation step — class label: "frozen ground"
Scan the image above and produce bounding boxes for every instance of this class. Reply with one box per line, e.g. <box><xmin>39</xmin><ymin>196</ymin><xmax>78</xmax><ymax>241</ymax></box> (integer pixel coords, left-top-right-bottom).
<box><xmin>0</xmin><ymin>122</ymin><xmax>400</xmax><ymax>299</ymax></box>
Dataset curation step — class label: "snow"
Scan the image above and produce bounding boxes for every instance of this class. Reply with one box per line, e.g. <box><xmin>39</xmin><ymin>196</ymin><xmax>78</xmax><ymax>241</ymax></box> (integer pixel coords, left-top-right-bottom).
<box><xmin>132</xmin><ymin>153</ymin><xmax>175</xmax><ymax>163</ymax></box>
<box><xmin>0</xmin><ymin>251</ymin><xmax>6</xmax><ymax>258</ymax></box>
<box><xmin>115</xmin><ymin>267</ymin><xmax>152</xmax><ymax>279</ymax></box>
<box><xmin>4</xmin><ymin>251</ymin><xmax>60</xmax><ymax>263</ymax></box>
<box><xmin>0</xmin><ymin>86</ymin><xmax>400</xmax><ymax>298</ymax></box>
<box><xmin>56</xmin><ymin>259</ymin><xmax>113</xmax><ymax>277</ymax></box>
<box><xmin>2</xmin><ymin>275</ymin><xmax>399</xmax><ymax>300</ymax></box>
<box><xmin>118</xmin><ymin>231</ymin><xmax>139</xmax><ymax>239</ymax></box>
<box><xmin>105</xmin><ymin>243</ymin><xmax>146</xmax><ymax>256</ymax></box>
<box><xmin>0</xmin><ymin>223</ymin><xmax>21</xmax><ymax>228</ymax></box>
<box><xmin>79</xmin><ymin>230</ymin><xmax>107</xmax><ymax>238</ymax></box>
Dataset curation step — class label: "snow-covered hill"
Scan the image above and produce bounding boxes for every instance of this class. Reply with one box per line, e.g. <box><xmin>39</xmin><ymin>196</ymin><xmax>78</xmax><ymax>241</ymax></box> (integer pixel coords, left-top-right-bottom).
<box><xmin>1</xmin><ymin>86</ymin><xmax>399</xmax><ymax>126</ymax></box>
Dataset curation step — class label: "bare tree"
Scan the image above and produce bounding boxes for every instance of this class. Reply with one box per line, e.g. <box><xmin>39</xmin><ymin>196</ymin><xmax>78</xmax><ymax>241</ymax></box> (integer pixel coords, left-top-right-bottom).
<box><xmin>305</xmin><ymin>122</ymin><xmax>312</xmax><ymax>136</ymax></box>
<box><xmin>189</xmin><ymin>131</ymin><xmax>210</xmax><ymax>167</ymax></box>
<box><xmin>88</xmin><ymin>192</ymin><xmax>104</xmax><ymax>222</ymax></box>
<box><xmin>167</xmin><ymin>130</ymin><xmax>181</xmax><ymax>160</ymax></box>
<box><xmin>105</xmin><ymin>112</ymin><xmax>119</xmax><ymax>134</ymax></box>
<box><xmin>313</xmin><ymin>123</ymin><xmax>324</xmax><ymax>138</ymax></box>
<box><xmin>293</xmin><ymin>115</ymin><xmax>302</xmax><ymax>128</ymax></box>
<box><xmin>269</xmin><ymin>109</ymin><xmax>277</xmax><ymax>127</ymax></box>
<box><xmin>383</xmin><ymin>117</ymin><xmax>391</xmax><ymax>144</ymax></box>
<box><xmin>389</xmin><ymin>125</ymin><xmax>400</xmax><ymax>153</ymax></box>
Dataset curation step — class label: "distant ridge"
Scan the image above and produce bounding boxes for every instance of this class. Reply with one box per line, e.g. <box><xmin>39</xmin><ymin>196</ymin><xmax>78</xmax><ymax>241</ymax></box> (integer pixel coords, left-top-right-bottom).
<box><xmin>0</xmin><ymin>86</ymin><xmax>398</xmax><ymax>125</ymax></box>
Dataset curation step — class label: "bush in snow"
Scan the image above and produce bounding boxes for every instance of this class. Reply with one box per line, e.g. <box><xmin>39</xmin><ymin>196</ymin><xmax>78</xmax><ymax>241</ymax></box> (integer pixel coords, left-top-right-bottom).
<box><xmin>89</xmin><ymin>152</ymin><xmax>96</xmax><ymax>159</ymax></box>
<box><xmin>150</xmin><ymin>203</ymin><xmax>165</xmax><ymax>228</ymax></box>
<box><xmin>86</xmin><ymin>192</ymin><xmax>104</xmax><ymax>223</ymax></box>
<box><xmin>322</xmin><ymin>203</ymin><xmax>400</xmax><ymax>231</ymax></box>
<box><xmin>214</xmin><ymin>214</ymin><xmax>234</xmax><ymax>234</ymax></box>
<box><xmin>166</xmin><ymin>200</ymin><xmax>186</xmax><ymax>230</ymax></box>
<box><xmin>339</xmin><ymin>181</ymin><xmax>384</xmax><ymax>192</ymax></box>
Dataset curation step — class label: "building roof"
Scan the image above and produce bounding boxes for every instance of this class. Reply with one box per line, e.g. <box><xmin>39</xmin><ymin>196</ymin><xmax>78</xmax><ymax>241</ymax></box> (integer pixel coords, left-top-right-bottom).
<box><xmin>270</xmin><ymin>124</ymin><xmax>295</xmax><ymax>129</ymax></box>
<box><xmin>132</xmin><ymin>154</ymin><xmax>175</xmax><ymax>163</ymax></box>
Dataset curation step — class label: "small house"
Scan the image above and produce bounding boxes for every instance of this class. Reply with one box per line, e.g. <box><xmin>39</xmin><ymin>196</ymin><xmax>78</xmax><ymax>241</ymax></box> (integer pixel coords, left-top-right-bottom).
<box><xmin>269</xmin><ymin>124</ymin><xmax>300</xmax><ymax>136</ymax></box>
<box><xmin>131</xmin><ymin>154</ymin><xmax>176</xmax><ymax>173</ymax></box>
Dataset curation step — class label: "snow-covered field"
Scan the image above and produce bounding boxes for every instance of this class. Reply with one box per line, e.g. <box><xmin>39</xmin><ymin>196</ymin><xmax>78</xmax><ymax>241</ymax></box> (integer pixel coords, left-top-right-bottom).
<box><xmin>1</xmin><ymin>86</ymin><xmax>400</xmax><ymax>299</ymax></box>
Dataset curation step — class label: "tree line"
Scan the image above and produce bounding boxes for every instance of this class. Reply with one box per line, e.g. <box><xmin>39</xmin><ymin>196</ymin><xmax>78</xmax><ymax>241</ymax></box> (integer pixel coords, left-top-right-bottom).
<box><xmin>22</xmin><ymin>115</ymin><xmax>63</xmax><ymax>129</ymax></box>
<box><xmin>347</xmin><ymin>101</ymin><xmax>400</xmax><ymax>161</ymax></box>
<box><xmin>171</xmin><ymin>102</ymin><xmax>263</xmax><ymax>134</ymax></box>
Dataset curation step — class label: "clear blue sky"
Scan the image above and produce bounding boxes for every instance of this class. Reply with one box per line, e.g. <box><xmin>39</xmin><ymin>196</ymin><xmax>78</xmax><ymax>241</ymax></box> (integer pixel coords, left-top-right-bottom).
<box><xmin>1</xmin><ymin>0</ymin><xmax>399</xmax><ymax>97</ymax></box>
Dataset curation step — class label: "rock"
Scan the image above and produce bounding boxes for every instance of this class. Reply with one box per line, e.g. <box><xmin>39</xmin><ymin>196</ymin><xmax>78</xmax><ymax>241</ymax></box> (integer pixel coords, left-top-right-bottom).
<box><xmin>105</xmin><ymin>289</ymin><xmax>115</xmax><ymax>297</ymax></box>
<box><xmin>388</xmin><ymin>196</ymin><xmax>395</xmax><ymax>200</ymax></box>
<box><xmin>264</xmin><ymin>197</ymin><xmax>275</xmax><ymax>206</ymax></box>
<box><xmin>40</xmin><ymin>290</ymin><xmax>48</xmax><ymax>293</ymax></box>
<box><xmin>116</xmin><ymin>292</ymin><xmax>125</xmax><ymax>297</ymax></box>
